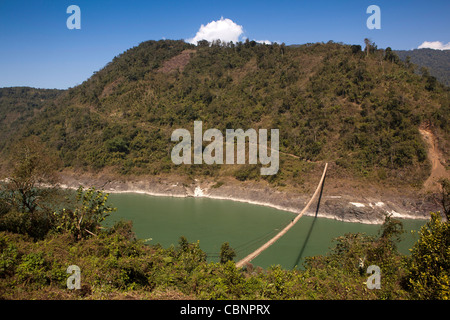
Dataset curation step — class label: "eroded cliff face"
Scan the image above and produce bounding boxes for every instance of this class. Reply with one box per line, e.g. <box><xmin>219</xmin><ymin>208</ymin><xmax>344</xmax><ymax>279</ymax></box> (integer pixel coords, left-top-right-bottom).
<box><xmin>57</xmin><ymin>170</ymin><xmax>439</xmax><ymax>225</ymax></box>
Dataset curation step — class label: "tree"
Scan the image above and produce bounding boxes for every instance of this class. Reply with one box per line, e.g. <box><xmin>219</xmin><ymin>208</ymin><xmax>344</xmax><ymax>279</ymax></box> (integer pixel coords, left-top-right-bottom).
<box><xmin>197</xmin><ymin>40</ymin><xmax>210</xmax><ymax>47</ymax></box>
<box><xmin>364</xmin><ymin>38</ymin><xmax>371</xmax><ymax>57</ymax></box>
<box><xmin>406</xmin><ymin>212</ymin><xmax>450</xmax><ymax>299</ymax></box>
<box><xmin>351</xmin><ymin>45</ymin><xmax>362</xmax><ymax>55</ymax></box>
<box><xmin>364</xmin><ymin>38</ymin><xmax>378</xmax><ymax>57</ymax></box>
<box><xmin>384</xmin><ymin>47</ymin><xmax>399</xmax><ymax>64</ymax></box>
<box><xmin>178</xmin><ymin>235</ymin><xmax>189</xmax><ymax>252</ymax></box>
<box><xmin>175</xmin><ymin>236</ymin><xmax>207</xmax><ymax>272</ymax></box>
<box><xmin>379</xmin><ymin>213</ymin><xmax>405</xmax><ymax>250</ymax></box>
<box><xmin>425</xmin><ymin>74</ymin><xmax>438</xmax><ymax>91</ymax></box>
<box><xmin>405</xmin><ymin>56</ymin><xmax>413</xmax><ymax>70</ymax></box>
<box><xmin>219</xmin><ymin>242</ymin><xmax>236</xmax><ymax>264</ymax></box>
<box><xmin>55</xmin><ymin>187</ymin><xmax>116</xmax><ymax>240</ymax></box>
<box><xmin>2</xmin><ymin>136</ymin><xmax>59</xmax><ymax>215</ymax></box>
<box><xmin>420</xmin><ymin>66</ymin><xmax>430</xmax><ymax>77</ymax></box>
<box><xmin>0</xmin><ymin>136</ymin><xmax>61</xmax><ymax>239</ymax></box>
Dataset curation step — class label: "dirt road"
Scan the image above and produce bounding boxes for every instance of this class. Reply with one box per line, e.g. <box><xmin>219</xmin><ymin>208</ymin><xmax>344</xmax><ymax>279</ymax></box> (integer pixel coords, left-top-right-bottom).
<box><xmin>419</xmin><ymin>128</ymin><xmax>449</xmax><ymax>192</ymax></box>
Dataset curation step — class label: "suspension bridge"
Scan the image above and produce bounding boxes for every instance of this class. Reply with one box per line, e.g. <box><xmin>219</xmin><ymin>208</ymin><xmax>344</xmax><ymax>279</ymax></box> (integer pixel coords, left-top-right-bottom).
<box><xmin>234</xmin><ymin>162</ymin><xmax>328</xmax><ymax>268</ymax></box>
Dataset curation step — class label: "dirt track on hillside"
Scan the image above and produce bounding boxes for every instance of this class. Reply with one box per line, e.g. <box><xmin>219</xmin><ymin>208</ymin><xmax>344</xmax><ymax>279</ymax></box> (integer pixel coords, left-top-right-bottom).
<box><xmin>419</xmin><ymin>128</ymin><xmax>449</xmax><ymax>192</ymax></box>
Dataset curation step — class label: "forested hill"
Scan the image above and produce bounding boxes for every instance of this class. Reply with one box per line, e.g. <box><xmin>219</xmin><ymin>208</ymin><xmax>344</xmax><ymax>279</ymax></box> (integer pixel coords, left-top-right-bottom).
<box><xmin>0</xmin><ymin>87</ymin><xmax>64</xmax><ymax>149</ymax></box>
<box><xmin>395</xmin><ymin>48</ymin><xmax>450</xmax><ymax>87</ymax></box>
<box><xmin>1</xmin><ymin>39</ymin><xmax>449</xmax><ymax>190</ymax></box>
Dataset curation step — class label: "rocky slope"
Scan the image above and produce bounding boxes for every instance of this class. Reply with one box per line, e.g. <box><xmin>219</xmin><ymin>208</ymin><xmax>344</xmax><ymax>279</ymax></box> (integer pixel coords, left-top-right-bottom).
<box><xmin>57</xmin><ymin>168</ymin><xmax>437</xmax><ymax>225</ymax></box>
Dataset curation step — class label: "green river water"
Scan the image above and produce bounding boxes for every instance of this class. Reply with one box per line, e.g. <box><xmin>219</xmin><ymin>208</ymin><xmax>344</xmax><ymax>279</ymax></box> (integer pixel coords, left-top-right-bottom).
<box><xmin>105</xmin><ymin>192</ymin><xmax>427</xmax><ymax>269</ymax></box>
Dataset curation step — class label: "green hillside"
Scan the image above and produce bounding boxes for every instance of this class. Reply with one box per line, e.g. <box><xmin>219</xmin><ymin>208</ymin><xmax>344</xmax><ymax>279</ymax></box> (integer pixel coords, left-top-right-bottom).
<box><xmin>0</xmin><ymin>87</ymin><xmax>64</xmax><ymax>149</ymax></box>
<box><xmin>395</xmin><ymin>48</ymin><xmax>450</xmax><ymax>87</ymax></box>
<box><xmin>1</xmin><ymin>39</ymin><xmax>449</xmax><ymax>301</ymax></box>
<box><xmin>1</xmin><ymin>40</ymin><xmax>449</xmax><ymax>189</ymax></box>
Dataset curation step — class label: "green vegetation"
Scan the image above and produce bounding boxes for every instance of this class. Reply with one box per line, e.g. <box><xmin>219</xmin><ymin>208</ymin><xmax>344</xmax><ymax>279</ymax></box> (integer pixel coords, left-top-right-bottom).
<box><xmin>1</xmin><ymin>40</ymin><xmax>449</xmax><ymax>189</ymax></box>
<box><xmin>0</xmin><ymin>87</ymin><xmax>64</xmax><ymax>152</ymax></box>
<box><xmin>0</xmin><ymin>137</ymin><xmax>61</xmax><ymax>239</ymax></box>
<box><xmin>0</xmin><ymin>39</ymin><xmax>449</xmax><ymax>300</ymax></box>
<box><xmin>395</xmin><ymin>48</ymin><xmax>450</xmax><ymax>87</ymax></box>
<box><xmin>406</xmin><ymin>212</ymin><xmax>449</xmax><ymax>299</ymax></box>
<box><xmin>1</xmin><ymin>201</ymin><xmax>448</xmax><ymax>299</ymax></box>
<box><xmin>219</xmin><ymin>242</ymin><xmax>236</xmax><ymax>264</ymax></box>
<box><xmin>0</xmin><ymin>144</ymin><xmax>449</xmax><ymax>299</ymax></box>
<box><xmin>54</xmin><ymin>186</ymin><xmax>116</xmax><ymax>241</ymax></box>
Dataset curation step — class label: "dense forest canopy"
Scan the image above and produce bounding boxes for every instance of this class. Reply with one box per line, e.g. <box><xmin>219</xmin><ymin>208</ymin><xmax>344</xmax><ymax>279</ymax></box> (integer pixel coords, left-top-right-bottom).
<box><xmin>395</xmin><ymin>48</ymin><xmax>450</xmax><ymax>87</ymax></box>
<box><xmin>0</xmin><ymin>39</ymin><xmax>449</xmax><ymax>190</ymax></box>
<box><xmin>0</xmin><ymin>87</ymin><xmax>64</xmax><ymax>150</ymax></box>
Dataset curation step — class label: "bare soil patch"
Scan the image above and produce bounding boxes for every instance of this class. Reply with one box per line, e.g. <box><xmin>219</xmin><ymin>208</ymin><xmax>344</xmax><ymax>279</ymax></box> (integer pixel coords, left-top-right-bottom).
<box><xmin>419</xmin><ymin>128</ymin><xmax>450</xmax><ymax>192</ymax></box>
<box><xmin>158</xmin><ymin>49</ymin><xmax>196</xmax><ymax>73</ymax></box>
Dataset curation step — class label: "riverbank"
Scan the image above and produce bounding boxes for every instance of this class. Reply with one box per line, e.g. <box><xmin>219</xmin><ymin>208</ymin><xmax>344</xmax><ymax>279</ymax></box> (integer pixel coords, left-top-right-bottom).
<box><xmin>56</xmin><ymin>168</ymin><xmax>439</xmax><ymax>225</ymax></box>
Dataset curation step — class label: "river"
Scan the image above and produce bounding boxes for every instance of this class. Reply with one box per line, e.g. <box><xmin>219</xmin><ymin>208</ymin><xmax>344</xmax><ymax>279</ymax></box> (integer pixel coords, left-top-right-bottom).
<box><xmin>105</xmin><ymin>192</ymin><xmax>427</xmax><ymax>269</ymax></box>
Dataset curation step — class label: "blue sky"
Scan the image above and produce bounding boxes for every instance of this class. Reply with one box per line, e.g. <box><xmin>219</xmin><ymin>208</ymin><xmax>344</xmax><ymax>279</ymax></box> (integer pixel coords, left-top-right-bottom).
<box><xmin>0</xmin><ymin>0</ymin><xmax>448</xmax><ymax>89</ymax></box>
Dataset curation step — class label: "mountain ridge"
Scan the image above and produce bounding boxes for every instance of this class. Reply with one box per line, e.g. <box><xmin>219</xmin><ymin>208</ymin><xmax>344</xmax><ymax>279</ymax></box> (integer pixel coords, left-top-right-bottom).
<box><xmin>1</xmin><ymin>40</ymin><xmax>449</xmax><ymax>208</ymax></box>
<box><xmin>395</xmin><ymin>48</ymin><xmax>450</xmax><ymax>86</ymax></box>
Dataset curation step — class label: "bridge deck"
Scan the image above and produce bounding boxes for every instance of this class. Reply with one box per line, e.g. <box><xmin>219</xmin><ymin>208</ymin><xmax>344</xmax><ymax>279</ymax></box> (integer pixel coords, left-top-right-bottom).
<box><xmin>235</xmin><ymin>163</ymin><xmax>328</xmax><ymax>268</ymax></box>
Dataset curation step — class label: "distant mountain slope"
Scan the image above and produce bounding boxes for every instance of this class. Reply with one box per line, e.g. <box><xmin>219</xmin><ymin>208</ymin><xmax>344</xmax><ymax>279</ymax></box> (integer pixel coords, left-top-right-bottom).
<box><xmin>395</xmin><ymin>48</ymin><xmax>450</xmax><ymax>86</ymax></box>
<box><xmin>0</xmin><ymin>87</ymin><xmax>64</xmax><ymax>149</ymax></box>
<box><xmin>1</xmin><ymin>40</ymin><xmax>449</xmax><ymax>191</ymax></box>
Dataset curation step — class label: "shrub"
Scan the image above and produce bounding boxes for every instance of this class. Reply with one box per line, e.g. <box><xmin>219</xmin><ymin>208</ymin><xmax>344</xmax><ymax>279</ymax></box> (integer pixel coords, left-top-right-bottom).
<box><xmin>406</xmin><ymin>212</ymin><xmax>450</xmax><ymax>299</ymax></box>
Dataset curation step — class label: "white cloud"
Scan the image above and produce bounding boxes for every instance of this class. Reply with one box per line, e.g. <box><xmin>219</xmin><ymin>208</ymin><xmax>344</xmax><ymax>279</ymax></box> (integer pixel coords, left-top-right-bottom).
<box><xmin>418</xmin><ymin>41</ymin><xmax>450</xmax><ymax>50</ymax></box>
<box><xmin>255</xmin><ymin>40</ymin><xmax>272</xmax><ymax>45</ymax></box>
<box><xmin>186</xmin><ymin>17</ymin><xmax>244</xmax><ymax>45</ymax></box>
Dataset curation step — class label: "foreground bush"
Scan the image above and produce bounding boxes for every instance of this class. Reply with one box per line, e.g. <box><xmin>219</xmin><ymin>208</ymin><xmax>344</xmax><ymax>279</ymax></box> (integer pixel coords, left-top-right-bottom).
<box><xmin>1</xmin><ymin>212</ymin><xmax>448</xmax><ymax>300</ymax></box>
<box><xmin>406</xmin><ymin>212</ymin><xmax>450</xmax><ymax>299</ymax></box>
